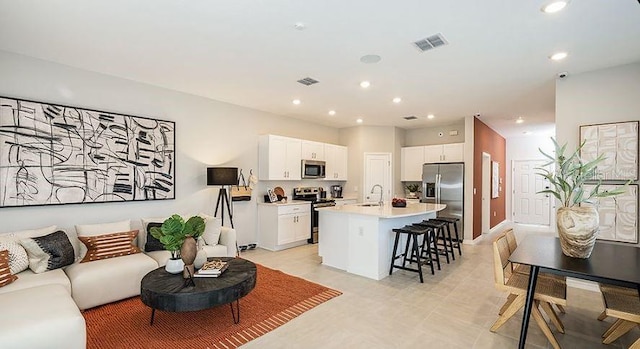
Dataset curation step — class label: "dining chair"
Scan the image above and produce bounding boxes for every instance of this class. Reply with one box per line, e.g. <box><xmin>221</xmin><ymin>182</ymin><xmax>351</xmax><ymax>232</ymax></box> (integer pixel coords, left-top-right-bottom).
<box><xmin>502</xmin><ymin>229</ymin><xmax>566</xmax><ymax>315</ymax></box>
<box><xmin>598</xmin><ymin>283</ymin><xmax>640</xmax><ymax>348</ymax></box>
<box><xmin>491</xmin><ymin>233</ymin><xmax>567</xmax><ymax>349</ymax></box>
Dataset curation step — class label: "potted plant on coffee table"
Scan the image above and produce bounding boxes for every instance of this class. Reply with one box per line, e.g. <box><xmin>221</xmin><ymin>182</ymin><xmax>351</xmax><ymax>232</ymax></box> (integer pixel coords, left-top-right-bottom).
<box><xmin>151</xmin><ymin>214</ymin><xmax>206</xmax><ymax>277</ymax></box>
<box><xmin>537</xmin><ymin>138</ymin><xmax>629</xmax><ymax>258</ymax></box>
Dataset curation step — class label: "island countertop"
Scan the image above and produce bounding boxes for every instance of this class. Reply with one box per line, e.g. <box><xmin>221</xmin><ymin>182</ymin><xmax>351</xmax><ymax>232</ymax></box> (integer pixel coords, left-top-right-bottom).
<box><xmin>317</xmin><ymin>202</ymin><xmax>446</xmax><ymax>219</ymax></box>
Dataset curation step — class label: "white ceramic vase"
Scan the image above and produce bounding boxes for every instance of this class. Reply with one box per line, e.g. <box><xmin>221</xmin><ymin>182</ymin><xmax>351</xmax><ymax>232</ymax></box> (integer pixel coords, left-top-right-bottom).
<box><xmin>194</xmin><ymin>248</ymin><xmax>207</xmax><ymax>269</ymax></box>
<box><xmin>165</xmin><ymin>258</ymin><xmax>185</xmax><ymax>274</ymax></box>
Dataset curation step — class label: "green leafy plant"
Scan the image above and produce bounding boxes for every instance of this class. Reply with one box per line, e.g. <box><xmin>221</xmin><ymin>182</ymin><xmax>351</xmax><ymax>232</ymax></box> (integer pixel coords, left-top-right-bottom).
<box><xmin>405</xmin><ymin>183</ymin><xmax>420</xmax><ymax>192</ymax></box>
<box><xmin>150</xmin><ymin>214</ymin><xmax>206</xmax><ymax>259</ymax></box>
<box><xmin>536</xmin><ymin>138</ymin><xmax>628</xmax><ymax>208</ymax></box>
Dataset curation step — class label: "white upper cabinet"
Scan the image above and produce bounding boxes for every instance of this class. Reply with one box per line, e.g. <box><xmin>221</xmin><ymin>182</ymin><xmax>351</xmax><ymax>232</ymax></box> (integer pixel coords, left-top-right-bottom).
<box><xmin>325</xmin><ymin>144</ymin><xmax>348</xmax><ymax>181</ymax></box>
<box><xmin>301</xmin><ymin>140</ymin><xmax>325</xmax><ymax>160</ymax></box>
<box><xmin>423</xmin><ymin>143</ymin><xmax>464</xmax><ymax>163</ymax></box>
<box><xmin>259</xmin><ymin>135</ymin><xmax>302</xmax><ymax>180</ymax></box>
<box><xmin>401</xmin><ymin>146</ymin><xmax>425</xmax><ymax>181</ymax></box>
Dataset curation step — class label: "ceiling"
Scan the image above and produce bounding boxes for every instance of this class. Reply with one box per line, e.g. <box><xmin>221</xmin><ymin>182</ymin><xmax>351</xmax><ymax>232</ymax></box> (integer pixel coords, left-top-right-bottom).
<box><xmin>1</xmin><ymin>1</ymin><xmax>639</xmax><ymax>138</ymax></box>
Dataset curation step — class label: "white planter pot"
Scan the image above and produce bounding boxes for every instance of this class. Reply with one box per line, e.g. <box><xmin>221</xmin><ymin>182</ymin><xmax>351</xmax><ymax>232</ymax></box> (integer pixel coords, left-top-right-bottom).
<box><xmin>557</xmin><ymin>206</ymin><xmax>599</xmax><ymax>259</ymax></box>
<box><xmin>165</xmin><ymin>258</ymin><xmax>184</xmax><ymax>274</ymax></box>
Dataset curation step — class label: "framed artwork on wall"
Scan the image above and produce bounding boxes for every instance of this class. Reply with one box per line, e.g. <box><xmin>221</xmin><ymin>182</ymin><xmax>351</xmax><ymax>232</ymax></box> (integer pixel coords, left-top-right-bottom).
<box><xmin>491</xmin><ymin>161</ymin><xmax>499</xmax><ymax>198</ymax></box>
<box><xmin>580</xmin><ymin>121</ymin><xmax>639</xmax><ymax>181</ymax></box>
<box><xmin>0</xmin><ymin>96</ymin><xmax>175</xmax><ymax>208</ymax></box>
<box><xmin>583</xmin><ymin>184</ymin><xmax>638</xmax><ymax>244</ymax></box>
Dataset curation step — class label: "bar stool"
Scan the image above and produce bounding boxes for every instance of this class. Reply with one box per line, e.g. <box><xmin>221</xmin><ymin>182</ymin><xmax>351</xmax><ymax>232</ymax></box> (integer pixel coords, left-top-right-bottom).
<box><xmin>415</xmin><ymin>220</ymin><xmax>454</xmax><ymax>263</ymax></box>
<box><xmin>390</xmin><ymin>225</ymin><xmax>431</xmax><ymax>282</ymax></box>
<box><xmin>414</xmin><ymin>223</ymin><xmax>441</xmax><ymax>272</ymax></box>
<box><xmin>432</xmin><ymin>217</ymin><xmax>462</xmax><ymax>256</ymax></box>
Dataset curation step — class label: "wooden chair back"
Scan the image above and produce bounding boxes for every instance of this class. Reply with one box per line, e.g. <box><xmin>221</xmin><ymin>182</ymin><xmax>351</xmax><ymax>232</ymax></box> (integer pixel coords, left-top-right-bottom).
<box><xmin>505</xmin><ymin>228</ymin><xmax>517</xmax><ymax>254</ymax></box>
<box><xmin>492</xmin><ymin>233</ymin><xmax>512</xmax><ymax>287</ymax></box>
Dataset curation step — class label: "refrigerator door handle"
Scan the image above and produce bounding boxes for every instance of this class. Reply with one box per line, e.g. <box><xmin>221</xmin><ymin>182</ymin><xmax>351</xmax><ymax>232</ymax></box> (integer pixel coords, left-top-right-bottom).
<box><xmin>436</xmin><ymin>174</ymin><xmax>441</xmax><ymax>204</ymax></box>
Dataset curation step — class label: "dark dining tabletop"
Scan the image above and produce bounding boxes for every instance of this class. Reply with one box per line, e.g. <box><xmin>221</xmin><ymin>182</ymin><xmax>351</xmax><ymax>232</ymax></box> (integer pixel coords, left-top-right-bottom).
<box><xmin>508</xmin><ymin>235</ymin><xmax>640</xmax><ymax>349</ymax></box>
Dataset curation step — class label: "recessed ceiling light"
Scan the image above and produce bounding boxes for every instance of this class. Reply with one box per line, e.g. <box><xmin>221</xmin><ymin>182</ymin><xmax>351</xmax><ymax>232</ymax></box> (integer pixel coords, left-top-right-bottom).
<box><xmin>427</xmin><ymin>114</ymin><xmax>435</xmax><ymax>119</ymax></box>
<box><xmin>360</xmin><ymin>55</ymin><xmax>382</xmax><ymax>64</ymax></box>
<box><xmin>293</xmin><ymin>22</ymin><xmax>306</xmax><ymax>30</ymax></box>
<box><xmin>516</xmin><ymin>117</ymin><xmax>524</xmax><ymax>124</ymax></box>
<box><xmin>360</xmin><ymin>81</ymin><xmax>371</xmax><ymax>89</ymax></box>
<box><xmin>550</xmin><ymin>52</ymin><xmax>568</xmax><ymax>61</ymax></box>
<box><xmin>292</xmin><ymin>99</ymin><xmax>301</xmax><ymax>105</ymax></box>
<box><xmin>393</xmin><ymin>97</ymin><xmax>402</xmax><ymax>104</ymax></box>
<box><xmin>542</xmin><ymin>1</ymin><xmax>568</xmax><ymax>13</ymax></box>
<box><xmin>356</xmin><ymin>118</ymin><xmax>363</xmax><ymax>124</ymax></box>
<box><xmin>328</xmin><ymin>110</ymin><xmax>336</xmax><ymax>116</ymax></box>
<box><xmin>523</xmin><ymin>131</ymin><xmax>532</xmax><ymax>135</ymax></box>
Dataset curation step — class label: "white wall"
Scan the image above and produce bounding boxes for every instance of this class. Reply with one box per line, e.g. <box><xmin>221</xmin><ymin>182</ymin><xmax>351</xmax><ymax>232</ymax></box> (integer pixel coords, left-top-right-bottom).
<box><xmin>556</xmin><ymin>61</ymin><xmax>640</xmax><ymax>247</ymax></box>
<box><xmin>0</xmin><ymin>51</ymin><xmax>342</xmax><ymax>245</ymax></box>
<box><xmin>404</xmin><ymin>120</ymin><xmax>465</xmax><ymax>146</ymax></box>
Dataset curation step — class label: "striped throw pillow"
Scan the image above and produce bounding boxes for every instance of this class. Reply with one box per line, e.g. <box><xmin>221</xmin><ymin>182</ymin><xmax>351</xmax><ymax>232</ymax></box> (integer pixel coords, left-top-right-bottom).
<box><xmin>79</xmin><ymin>230</ymin><xmax>141</xmax><ymax>263</ymax></box>
<box><xmin>0</xmin><ymin>250</ymin><xmax>18</xmax><ymax>287</ymax></box>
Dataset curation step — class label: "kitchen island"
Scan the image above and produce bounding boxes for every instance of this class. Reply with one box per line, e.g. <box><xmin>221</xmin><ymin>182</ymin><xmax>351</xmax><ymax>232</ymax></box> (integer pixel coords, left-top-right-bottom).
<box><xmin>317</xmin><ymin>202</ymin><xmax>446</xmax><ymax>280</ymax></box>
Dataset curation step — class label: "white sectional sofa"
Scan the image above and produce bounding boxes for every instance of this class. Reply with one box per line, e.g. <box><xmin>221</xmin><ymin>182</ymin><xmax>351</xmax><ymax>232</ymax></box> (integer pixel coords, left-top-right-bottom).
<box><xmin>0</xmin><ymin>219</ymin><xmax>237</xmax><ymax>349</ymax></box>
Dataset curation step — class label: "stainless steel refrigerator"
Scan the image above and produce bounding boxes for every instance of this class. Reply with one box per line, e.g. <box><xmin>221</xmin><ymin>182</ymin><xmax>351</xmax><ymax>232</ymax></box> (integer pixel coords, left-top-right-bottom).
<box><xmin>421</xmin><ymin>163</ymin><xmax>464</xmax><ymax>234</ymax></box>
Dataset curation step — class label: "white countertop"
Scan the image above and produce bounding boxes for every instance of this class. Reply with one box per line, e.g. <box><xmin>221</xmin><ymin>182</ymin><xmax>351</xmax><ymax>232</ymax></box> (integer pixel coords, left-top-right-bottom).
<box><xmin>257</xmin><ymin>200</ymin><xmax>311</xmax><ymax>206</ymax></box>
<box><xmin>317</xmin><ymin>202</ymin><xmax>446</xmax><ymax>218</ymax></box>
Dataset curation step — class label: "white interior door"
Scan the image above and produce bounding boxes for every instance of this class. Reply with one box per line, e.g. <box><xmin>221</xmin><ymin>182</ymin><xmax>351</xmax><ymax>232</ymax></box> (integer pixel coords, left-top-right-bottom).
<box><xmin>512</xmin><ymin>160</ymin><xmax>551</xmax><ymax>225</ymax></box>
<box><xmin>363</xmin><ymin>153</ymin><xmax>392</xmax><ymax>203</ymax></box>
<box><xmin>482</xmin><ymin>152</ymin><xmax>491</xmax><ymax>234</ymax></box>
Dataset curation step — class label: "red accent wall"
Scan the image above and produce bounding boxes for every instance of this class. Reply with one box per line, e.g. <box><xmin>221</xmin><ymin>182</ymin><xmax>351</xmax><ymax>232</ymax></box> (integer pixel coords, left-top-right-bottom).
<box><xmin>473</xmin><ymin>117</ymin><xmax>506</xmax><ymax>239</ymax></box>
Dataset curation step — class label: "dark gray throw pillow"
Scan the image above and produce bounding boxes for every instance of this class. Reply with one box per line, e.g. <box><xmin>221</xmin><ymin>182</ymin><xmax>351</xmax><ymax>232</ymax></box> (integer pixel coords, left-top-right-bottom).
<box><xmin>145</xmin><ymin>222</ymin><xmax>166</xmax><ymax>252</ymax></box>
<box><xmin>20</xmin><ymin>230</ymin><xmax>75</xmax><ymax>273</ymax></box>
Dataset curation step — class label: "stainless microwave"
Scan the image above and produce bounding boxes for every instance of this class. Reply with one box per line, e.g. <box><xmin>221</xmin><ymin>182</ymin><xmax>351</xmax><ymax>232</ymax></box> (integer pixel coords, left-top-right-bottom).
<box><xmin>301</xmin><ymin>160</ymin><xmax>326</xmax><ymax>179</ymax></box>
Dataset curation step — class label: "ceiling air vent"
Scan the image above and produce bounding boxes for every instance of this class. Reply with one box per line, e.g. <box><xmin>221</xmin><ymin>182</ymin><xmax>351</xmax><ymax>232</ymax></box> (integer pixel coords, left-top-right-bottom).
<box><xmin>403</xmin><ymin>116</ymin><xmax>418</xmax><ymax>120</ymax></box>
<box><xmin>413</xmin><ymin>33</ymin><xmax>448</xmax><ymax>52</ymax></box>
<box><xmin>297</xmin><ymin>77</ymin><xmax>319</xmax><ymax>86</ymax></box>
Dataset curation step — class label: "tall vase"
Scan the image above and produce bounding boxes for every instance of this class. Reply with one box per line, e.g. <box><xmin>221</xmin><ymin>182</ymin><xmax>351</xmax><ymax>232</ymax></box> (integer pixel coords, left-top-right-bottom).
<box><xmin>556</xmin><ymin>206</ymin><xmax>599</xmax><ymax>258</ymax></box>
<box><xmin>181</xmin><ymin>237</ymin><xmax>197</xmax><ymax>278</ymax></box>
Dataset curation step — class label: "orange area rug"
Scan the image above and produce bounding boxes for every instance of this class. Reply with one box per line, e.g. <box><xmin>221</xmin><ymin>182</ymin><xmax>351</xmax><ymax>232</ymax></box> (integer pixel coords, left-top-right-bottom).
<box><xmin>83</xmin><ymin>264</ymin><xmax>342</xmax><ymax>349</ymax></box>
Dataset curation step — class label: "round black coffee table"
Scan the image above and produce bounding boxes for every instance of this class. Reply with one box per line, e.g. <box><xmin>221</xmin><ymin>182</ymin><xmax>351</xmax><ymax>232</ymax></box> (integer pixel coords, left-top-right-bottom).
<box><xmin>140</xmin><ymin>257</ymin><xmax>256</xmax><ymax>325</ymax></box>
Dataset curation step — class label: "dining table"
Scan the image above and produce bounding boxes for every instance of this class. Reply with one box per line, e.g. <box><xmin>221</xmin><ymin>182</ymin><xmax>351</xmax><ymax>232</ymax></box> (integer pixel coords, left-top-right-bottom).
<box><xmin>509</xmin><ymin>235</ymin><xmax>640</xmax><ymax>349</ymax></box>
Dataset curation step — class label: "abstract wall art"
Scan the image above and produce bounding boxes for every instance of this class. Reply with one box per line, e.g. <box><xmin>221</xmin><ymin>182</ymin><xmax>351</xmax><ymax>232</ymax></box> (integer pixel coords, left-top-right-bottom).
<box><xmin>583</xmin><ymin>184</ymin><xmax>638</xmax><ymax>244</ymax></box>
<box><xmin>0</xmin><ymin>96</ymin><xmax>175</xmax><ymax>208</ymax></box>
<box><xmin>580</xmin><ymin>121</ymin><xmax>639</xmax><ymax>181</ymax></box>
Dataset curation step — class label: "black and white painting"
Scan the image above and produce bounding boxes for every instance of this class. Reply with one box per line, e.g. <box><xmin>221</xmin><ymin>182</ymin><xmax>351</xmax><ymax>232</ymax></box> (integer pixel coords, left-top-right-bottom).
<box><xmin>0</xmin><ymin>97</ymin><xmax>175</xmax><ymax>208</ymax></box>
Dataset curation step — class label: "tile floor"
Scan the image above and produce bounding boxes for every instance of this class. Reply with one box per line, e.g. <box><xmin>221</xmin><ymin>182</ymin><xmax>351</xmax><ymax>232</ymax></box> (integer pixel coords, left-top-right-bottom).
<box><xmin>240</xmin><ymin>225</ymin><xmax>639</xmax><ymax>348</ymax></box>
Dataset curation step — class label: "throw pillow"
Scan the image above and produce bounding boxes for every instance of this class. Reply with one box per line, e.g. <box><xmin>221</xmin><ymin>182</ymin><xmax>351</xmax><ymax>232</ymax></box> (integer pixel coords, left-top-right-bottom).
<box><xmin>20</xmin><ymin>230</ymin><xmax>75</xmax><ymax>274</ymax></box>
<box><xmin>0</xmin><ymin>241</ymin><xmax>29</xmax><ymax>274</ymax></box>
<box><xmin>0</xmin><ymin>225</ymin><xmax>58</xmax><ymax>242</ymax></box>
<box><xmin>79</xmin><ymin>230</ymin><xmax>141</xmax><ymax>263</ymax></box>
<box><xmin>199</xmin><ymin>213</ymin><xmax>222</xmax><ymax>246</ymax></box>
<box><xmin>0</xmin><ymin>250</ymin><xmax>18</xmax><ymax>287</ymax></box>
<box><xmin>144</xmin><ymin>222</ymin><xmax>166</xmax><ymax>252</ymax></box>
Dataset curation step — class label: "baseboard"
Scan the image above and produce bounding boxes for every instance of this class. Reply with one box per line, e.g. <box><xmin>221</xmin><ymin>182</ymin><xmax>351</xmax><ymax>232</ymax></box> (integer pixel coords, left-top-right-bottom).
<box><xmin>463</xmin><ymin>235</ymin><xmax>483</xmax><ymax>245</ymax></box>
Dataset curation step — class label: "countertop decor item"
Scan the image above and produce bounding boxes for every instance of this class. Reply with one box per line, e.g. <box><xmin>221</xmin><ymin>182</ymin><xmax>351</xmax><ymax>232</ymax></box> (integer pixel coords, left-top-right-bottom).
<box><xmin>150</xmin><ymin>214</ymin><xmax>206</xmax><ymax>276</ymax></box>
<box><xmin>391</xmin><ymin>198</ymin><xmax>407</xmax><ymax>207</ymax></box>
<box><xmin>405</xmin><ymin>183</ymin><xmax>420</xmax><ymax>198</ymax></box>
<box><xmin>537</xmin><ymin>138</ymin><xmax>629</xmax><ymax>258</ymax></box>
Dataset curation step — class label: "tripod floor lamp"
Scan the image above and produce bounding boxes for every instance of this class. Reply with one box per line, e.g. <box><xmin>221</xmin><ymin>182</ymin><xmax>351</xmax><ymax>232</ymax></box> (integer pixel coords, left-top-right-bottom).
<box><xmin>207</xmin><ymin>167</ymin><xmax>238</xmax><ymax>228</ymax></box>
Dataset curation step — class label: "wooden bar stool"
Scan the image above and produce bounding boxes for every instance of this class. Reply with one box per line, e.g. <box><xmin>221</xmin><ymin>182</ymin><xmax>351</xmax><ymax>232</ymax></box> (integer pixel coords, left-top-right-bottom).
<box><xmin>415</xmin><ymin>220</ymin><xmax>454</xmax><ymax>263</ymax></box>
<box><xmin>413</xmin><ymin>223</ymin><xmax>441</xmax><ymax>272</ymax></box>
<box><xmin>432</xmin><ymin>216</ymin><xmax>462</xmax><ymax>256</ymax></box>
<box><xmin>390</xmin><ymin>225</ymin><xmax>431</xmax><ymax>282</ymax></box>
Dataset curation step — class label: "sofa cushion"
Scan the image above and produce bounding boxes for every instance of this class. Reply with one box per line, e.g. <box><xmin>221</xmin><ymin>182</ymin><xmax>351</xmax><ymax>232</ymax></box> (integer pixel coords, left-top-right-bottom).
<box><xmin>0</xmin><ymin>250</ymin><xmax>18</xmax><ymax>287</ymax></box>
<box><xmin>0</xmin><ymin>240</ymin><xmax>29</xmax><ymax>274</ymax></box>
<box><xmin>201</xmin><ymin>244</ymin><xmax>229</xmax><ymax>258</ymax></box>
<box><xmin>79</xmin><ymin>230</ymin><xmax>141</xmax><ymax>263</ymax></box>
<box><xmin>146</xmin><ymin>250</ymin><xmax>172</xmax><ymax>267</ymax></box>
<box><xmin>75</xmin><ymin>220</ymin><xmax>132</xmax><ymax>258</ymax></box>
<box><xmin>0</xmin><ymin>268</ymin><xmax>71</xmax><ymax>296</ymax></box>
<box><xmin>0</xmin><ymin>225</ymin><xmax>57</xmax><ymax>241</ymax></box>
<box><xmin>65</xmin><ymin>252</ymin><xmax>158</xmax><ymax>310</ymax></box>
<box><xmin>144</xmin><ymin>222</ymin><xmax>166</xmax><ymax>252</ymax></box>
<box><xmin>0</xmin><ymin>284</ymin><xmax>86</xmax><ymax>349</ymax></box>
<box><xmin>199</xmin><ymin>213</ymin><xmax>222</xmax><ymax>246</ymax></box>
<box><xmin>20</xmin><ymin>230</ymin><xmax>75</xmax><ymax>273</ymax></box>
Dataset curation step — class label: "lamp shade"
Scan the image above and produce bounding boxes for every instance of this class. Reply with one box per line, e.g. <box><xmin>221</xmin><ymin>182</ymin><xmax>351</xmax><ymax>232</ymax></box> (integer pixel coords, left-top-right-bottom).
<box><xmin>207</xmin><ymin>167</ymin><xmax>238</xmax><ymax>186</ymax></box>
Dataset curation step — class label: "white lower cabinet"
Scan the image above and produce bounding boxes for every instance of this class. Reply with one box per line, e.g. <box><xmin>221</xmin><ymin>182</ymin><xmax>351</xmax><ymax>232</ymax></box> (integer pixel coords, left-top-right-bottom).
<box><xmin>258</xmin><ymin>203</ymin><xmax>311</xmax><ymax>251</ymax></box>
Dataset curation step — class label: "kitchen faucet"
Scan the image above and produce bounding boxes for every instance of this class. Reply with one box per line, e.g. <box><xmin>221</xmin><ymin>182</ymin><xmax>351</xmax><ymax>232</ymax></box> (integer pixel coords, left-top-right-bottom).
<box><xmin>370</xmin><ymin>184</ymin><xmax>384</xmax><ymax>206</ymax></box>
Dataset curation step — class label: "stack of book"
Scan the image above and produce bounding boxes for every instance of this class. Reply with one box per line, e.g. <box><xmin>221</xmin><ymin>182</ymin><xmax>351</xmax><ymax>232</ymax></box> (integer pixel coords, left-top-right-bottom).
<box><xmin>194</xmin><ymin>260</ymin><xmax>229</xmax><ymax>278</ymax></box>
